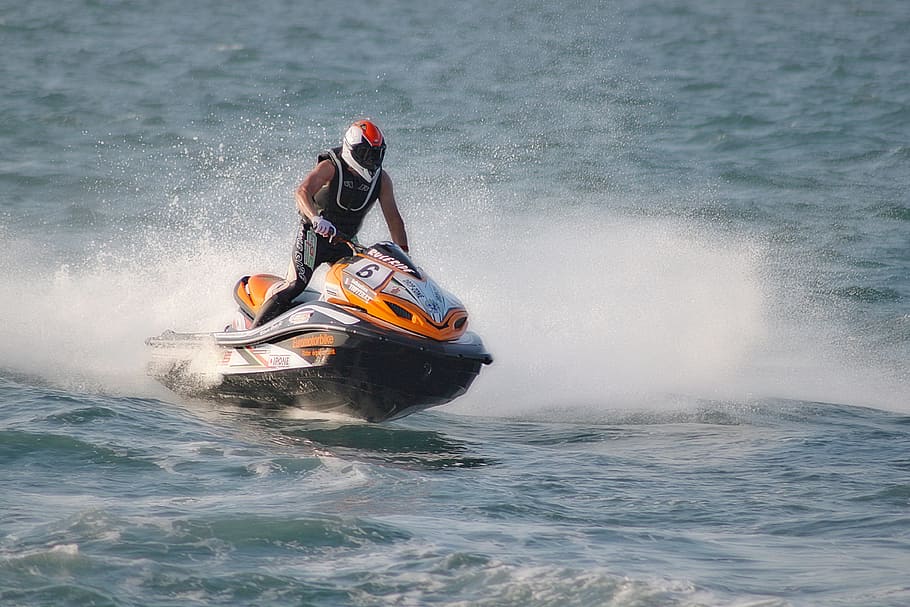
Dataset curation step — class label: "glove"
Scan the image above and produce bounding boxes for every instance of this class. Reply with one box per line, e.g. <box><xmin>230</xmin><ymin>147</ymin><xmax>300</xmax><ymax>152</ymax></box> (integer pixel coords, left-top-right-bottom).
<box><xmin>311</xmin><ymin>216</ymin><xmax>336</xmax><ymax>238</ymax></box>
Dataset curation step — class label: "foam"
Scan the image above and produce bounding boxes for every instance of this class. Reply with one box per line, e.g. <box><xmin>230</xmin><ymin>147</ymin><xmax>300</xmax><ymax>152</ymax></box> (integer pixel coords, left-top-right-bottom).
<box><xmin>1</xmin><ymin>188</ymin><xmax>905</xmax><ymax>415</ymax></box>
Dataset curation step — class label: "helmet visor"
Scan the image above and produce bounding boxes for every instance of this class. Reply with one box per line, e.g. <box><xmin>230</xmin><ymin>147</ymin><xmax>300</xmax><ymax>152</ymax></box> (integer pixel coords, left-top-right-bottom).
<box><xmin>352</xmin><ymin>141</ymin><xmax>386</xmax><ymax>171</ymax></box>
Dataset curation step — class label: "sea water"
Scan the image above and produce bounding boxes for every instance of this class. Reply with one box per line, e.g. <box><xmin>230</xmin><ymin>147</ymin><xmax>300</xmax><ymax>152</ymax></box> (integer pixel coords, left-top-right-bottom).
<box><xmin>1</xmin><ymin>1</ymin><xmax>908</xmax><ymax>605</ymax></box>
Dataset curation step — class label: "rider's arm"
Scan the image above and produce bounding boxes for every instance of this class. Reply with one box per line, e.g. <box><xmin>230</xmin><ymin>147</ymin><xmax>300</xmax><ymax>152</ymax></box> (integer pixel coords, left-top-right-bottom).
<box><xmin>295</xmin><ymin>160</ymin><xmax>336</xmax><ymax>222</ymax></box>
<box><xmin>378</xmin><ymin>171</ymin><xmax>409</xmax><ymax>252</ymax></box>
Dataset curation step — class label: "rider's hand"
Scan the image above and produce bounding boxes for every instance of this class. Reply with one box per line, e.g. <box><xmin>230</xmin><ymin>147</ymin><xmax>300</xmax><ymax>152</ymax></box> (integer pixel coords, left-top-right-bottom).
<box><xmin>311</xmin><ymin>216</ymin><xmax>336</xmax><ymax>238</ymax></box>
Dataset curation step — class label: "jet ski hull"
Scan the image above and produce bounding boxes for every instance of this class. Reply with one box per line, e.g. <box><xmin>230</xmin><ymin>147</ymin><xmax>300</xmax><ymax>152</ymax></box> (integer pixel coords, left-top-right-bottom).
<box><xmin>147</xmin><ymin>302</ymin><xmax>492</xmax><ymax>422</ymax></box>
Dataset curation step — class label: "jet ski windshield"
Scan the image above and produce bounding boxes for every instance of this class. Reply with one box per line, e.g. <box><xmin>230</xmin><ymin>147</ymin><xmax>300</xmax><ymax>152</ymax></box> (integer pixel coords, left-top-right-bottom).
<box><xmin>364</xmin><ymin>241</ymin><xmax>421</xmax><ymax>279</ymax></box>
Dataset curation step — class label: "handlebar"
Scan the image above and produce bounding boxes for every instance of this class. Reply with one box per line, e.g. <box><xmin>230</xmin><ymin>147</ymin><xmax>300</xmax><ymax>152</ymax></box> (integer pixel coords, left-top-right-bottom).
<box><xmin>328</xmin><ymin>230</ymin><xmax>365</xmax><ymax>254</ymax></box>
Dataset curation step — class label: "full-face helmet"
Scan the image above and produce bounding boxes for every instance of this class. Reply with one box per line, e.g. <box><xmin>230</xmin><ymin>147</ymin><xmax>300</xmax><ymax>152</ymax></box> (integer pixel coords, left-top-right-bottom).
<box><xmin>342</xmin><ymin>119</ymin><xmax>386</xmax><ymax>178</ymax></box>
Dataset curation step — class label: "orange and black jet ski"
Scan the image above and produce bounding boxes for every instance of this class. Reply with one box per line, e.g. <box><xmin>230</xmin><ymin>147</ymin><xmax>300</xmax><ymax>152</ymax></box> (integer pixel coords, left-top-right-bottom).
<box><xmin>146</xmin><ymin>240</ymin><xmax>492</xmax><ymax>422</ymax></box>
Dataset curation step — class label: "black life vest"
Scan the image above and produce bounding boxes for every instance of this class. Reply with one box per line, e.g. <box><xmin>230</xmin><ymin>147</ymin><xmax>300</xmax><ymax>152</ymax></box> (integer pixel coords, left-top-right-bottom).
<box><xmin>312</xmin><ymin>147</ymin><xmax>382</xmax><ymax>236</ymax></box>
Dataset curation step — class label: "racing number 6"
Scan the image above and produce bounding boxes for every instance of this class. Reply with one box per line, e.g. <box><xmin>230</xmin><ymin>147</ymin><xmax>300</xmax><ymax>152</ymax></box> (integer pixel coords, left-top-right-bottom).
<box><xmin>356</xmin><ymin>264</ymin><xmax>381</xmax><ymax>279</ymax></box>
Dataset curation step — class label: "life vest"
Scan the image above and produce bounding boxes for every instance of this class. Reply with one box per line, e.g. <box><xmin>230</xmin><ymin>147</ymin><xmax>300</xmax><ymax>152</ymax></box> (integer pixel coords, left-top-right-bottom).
<box><xmin>312</xmin><ymin>147</ymin><xmax>382</xmax><ymax>236</ymax></box>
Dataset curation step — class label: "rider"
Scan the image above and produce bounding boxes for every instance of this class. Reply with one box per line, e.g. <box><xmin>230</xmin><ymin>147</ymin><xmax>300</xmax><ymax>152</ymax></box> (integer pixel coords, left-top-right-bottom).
<box><xmin>251</xmin><ymin>119</ymin><xmax>409</xmax><ymax>327</ymax></box>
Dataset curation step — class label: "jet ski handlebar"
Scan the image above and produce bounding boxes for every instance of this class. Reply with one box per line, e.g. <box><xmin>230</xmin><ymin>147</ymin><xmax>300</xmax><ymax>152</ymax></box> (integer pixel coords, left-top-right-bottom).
<box><xmin>328</xmin><ymin>231</ymin><xmax>365</xmax><ymax>254</ymax></box>
<box><xmin>327</xmin><ymin>230</ymin><xmax>407</xmax><ymax>259</ymax></box>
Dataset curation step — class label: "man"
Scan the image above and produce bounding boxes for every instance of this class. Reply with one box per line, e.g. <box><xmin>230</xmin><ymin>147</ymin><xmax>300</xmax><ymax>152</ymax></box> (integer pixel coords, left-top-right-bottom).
<box><xmin>251</xmin><ymin>119</ymin><xmax>409</xmax><ymax>328</ymax></box>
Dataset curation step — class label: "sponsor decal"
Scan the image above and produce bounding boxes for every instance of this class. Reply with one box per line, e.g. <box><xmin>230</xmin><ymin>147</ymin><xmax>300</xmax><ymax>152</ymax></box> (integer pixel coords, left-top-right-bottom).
<box><xmin>268</xmin><ymin>355</ymin><xmax>291</xmax><ymax>368</ymax></box>
<box><xmin>289</xmin><ymin>310</ymin><xmax>314</xmax><ymax>324</ymax></box>
<box><xmin>304</xmin><ymin>229</ymin><xmax>317</xmax><ymax>267</ymax></box>
<box><xmin>292</xmin><ymin>333</ymin><xmax>335</xmax><ymax>348</ymax></box>
<box><xmin>343</xmin><ymin>275</ymin><xmax>375</xmax><ymax>302</ymax></box>
<box><xmin>366</xmin><ymin>249</ymin><xmax>415</xmax><ymax>274</ymax></box>
<box><xmin>401</xmin><ymin>277</ymin><xmax>447</xmax><ymax>323</ymax></box>
<box><xmin>299</xmin><ymin>347</ymin><xmax>336</xmax><ymax>358</ymax></box>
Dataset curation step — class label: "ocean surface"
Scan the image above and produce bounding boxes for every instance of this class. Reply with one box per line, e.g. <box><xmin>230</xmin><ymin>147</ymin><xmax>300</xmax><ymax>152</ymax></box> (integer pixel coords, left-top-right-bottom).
<box><xmin>1</xmin><ymin>1</ymin><xmax>909</xmax><ymax>605</ymax></box>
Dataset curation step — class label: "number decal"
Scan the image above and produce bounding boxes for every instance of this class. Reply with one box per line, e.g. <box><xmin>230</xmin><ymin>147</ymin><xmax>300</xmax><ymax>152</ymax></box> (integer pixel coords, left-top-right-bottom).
<box><xmin>346</xmin><ymin>259</ymin><xmax>393</xmax><ymax>289</ymax></box>
<box><xmin>356</xmin><ymin>263</ymin><xmax>381</xmax><ymax>279</ymax></box>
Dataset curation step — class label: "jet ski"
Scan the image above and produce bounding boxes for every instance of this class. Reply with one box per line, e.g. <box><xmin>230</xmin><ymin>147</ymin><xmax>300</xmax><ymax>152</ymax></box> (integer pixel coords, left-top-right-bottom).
<box><xmin>146</xmin><ymin>239</ymin><xmax>492</xmax><ymax>422</ymax></box>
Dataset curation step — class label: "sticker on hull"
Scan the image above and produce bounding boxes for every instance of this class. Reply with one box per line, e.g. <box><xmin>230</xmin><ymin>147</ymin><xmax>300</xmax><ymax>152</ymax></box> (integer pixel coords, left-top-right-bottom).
<box><xmin>218</xmin><ymin>344</ymin><xmax>312</xmax><ymax>374</ymax></box>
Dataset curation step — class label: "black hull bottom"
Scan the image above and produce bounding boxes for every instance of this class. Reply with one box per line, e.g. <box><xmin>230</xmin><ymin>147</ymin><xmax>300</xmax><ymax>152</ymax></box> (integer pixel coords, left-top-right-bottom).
<box><xmin>218</xmin><ymin>347</ymin><xmax>483</xmax><ymax>422</ymax></box>
<box><xmin>153</xmin><ymin>332</ymin><xmax>487</xmax><ymax>422</ymax></box>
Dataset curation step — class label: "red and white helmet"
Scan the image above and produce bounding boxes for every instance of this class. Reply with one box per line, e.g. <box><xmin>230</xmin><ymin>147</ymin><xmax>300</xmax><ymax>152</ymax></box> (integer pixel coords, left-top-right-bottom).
<box><xmin>342</xmin><ymin>119</ymin><xmax>386</xmax><ymax>176</ymax></box>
